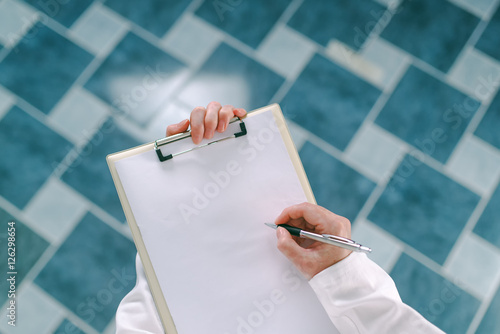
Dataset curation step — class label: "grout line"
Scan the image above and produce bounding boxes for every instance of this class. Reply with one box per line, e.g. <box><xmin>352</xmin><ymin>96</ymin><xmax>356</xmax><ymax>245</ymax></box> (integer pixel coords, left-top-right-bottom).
<box><xmin>35</xmin><ymin>285</ymin><xmax>101</xmax><ymax>334</ymax></box>
<box><xmin>467</xmin><ymin>277</ymin><xmax>500</xmax><ymax>333</ymax></box>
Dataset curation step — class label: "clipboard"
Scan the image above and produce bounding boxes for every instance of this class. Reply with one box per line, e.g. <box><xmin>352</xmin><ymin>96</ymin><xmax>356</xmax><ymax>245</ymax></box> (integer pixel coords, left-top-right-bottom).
<box><xmin>107</xmin><ymin>104</ymin><xmax>338</xmax><ymax>334</ymax></box>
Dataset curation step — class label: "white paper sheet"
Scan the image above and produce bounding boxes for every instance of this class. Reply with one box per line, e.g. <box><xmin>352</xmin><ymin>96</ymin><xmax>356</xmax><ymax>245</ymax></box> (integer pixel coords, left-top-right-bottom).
<box><xmin>115</xmin><ymin>109</ymin><xmax>339</xmax><ymax>334</ymax></box>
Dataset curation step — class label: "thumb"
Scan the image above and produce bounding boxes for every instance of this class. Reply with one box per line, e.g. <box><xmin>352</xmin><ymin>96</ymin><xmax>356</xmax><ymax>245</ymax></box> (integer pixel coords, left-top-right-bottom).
<box><xmin>166</xmin><ymin>119</ymin><xmax>189</xmax><ymax>137</ymax></box>
<box><xmin>276</xmin><ymin>227</ymin><xmax>305</xmax><ymax>262</ymax></box>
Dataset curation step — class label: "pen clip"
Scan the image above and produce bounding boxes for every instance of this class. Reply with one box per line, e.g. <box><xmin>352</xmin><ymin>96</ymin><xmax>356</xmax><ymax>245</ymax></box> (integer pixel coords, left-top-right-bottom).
<box><xmin>322</xmin><ymin>234</ymin><xmax>356</xmax><ymax>244</ymax></box>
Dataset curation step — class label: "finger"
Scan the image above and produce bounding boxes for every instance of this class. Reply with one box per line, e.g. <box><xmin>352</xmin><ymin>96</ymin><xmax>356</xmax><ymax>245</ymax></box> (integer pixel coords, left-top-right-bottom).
<box><xmin>204</xmin><ymin>101</ymin><xmax>221</xmax><ymax>139</ymax></box>
<box><xmin>190</xmin><ymin>107</ymin><xmax>206</xmax><ymax>144</ymax></box>
<box><xmin>166</xmin><ymin>119</ymin><xmax>189</xmax><ymax>137</ymax></box>
<box><xmin>217</xmin><ymin>104</ymin><xmax>235</xmax><ymax>133</ymax></box>
<box><xmin>276</xmin><ymin>227</ymin><xmax>307</xmax><ymax>262</ymax></box>
<box><xmin>234</xmin><ymin>108</ymin><xmax>247</xmax><ymax>118</ymax></box>
<box><xmin>275</xmin><ymin>202</ymin><xmax>315</xmax><ymax>227</ymax></box>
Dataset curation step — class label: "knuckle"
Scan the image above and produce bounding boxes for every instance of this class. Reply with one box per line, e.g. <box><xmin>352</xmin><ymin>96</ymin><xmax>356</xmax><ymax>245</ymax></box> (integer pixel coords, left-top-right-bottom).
<box><xmin>207</xmin><ymin>101</ymin><xmax>221</xmax><ymax>110</ymax></box>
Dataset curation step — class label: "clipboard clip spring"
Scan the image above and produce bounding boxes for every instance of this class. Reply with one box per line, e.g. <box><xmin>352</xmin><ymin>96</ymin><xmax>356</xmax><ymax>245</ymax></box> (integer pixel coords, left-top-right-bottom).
<box><xmin>154</xmin><ymin>118</ymin><xmax>247</xmax><ymax>162</ymax></box>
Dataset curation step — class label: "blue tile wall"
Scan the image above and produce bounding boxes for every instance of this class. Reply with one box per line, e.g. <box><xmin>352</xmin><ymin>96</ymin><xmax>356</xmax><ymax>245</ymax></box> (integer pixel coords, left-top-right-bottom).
<box><xmin>22</xmin><ymin>0</ymin><xmax>94</xmax><ymax>27</ymax></box>
<box><xmin>288</xmin><ymin>0</ymin><xmax>385</xmax><ymax>50</ymax></box>
<box><xmin>390</xmin><ymin>253</ymin><xmax>480</xmax><ymax>333</ymax></box>
<box><xmin>84</xmin><ymin>32</ymin><xmax>187</xmax><ymax>125</ymax></box>
<box><xmin>477</xmin><ymin>286</ymin><xmax>500</xmax><ymax>333</ymax></box>
<box><xmin>473</xmin><ymin>183</ymin><xmax>500</xmax><ymax>248</ymax></box>
<box><xmin>299</xmin><ymin>141</ymin><xmax>376</xmax><ymax>222</ymax></box>
<box><xmin>179</xmin><ymin>42</ymin><xmax>284</xmax><ymax>109</ymax></box>
<box><xmin>0</xmin><ymin>208</ymin><xmax>49</xmax><ymax>306</ymax></box>
<box><xmin>104</xmin><ymin>0</ymin><xmax>192</xmax><ymax>37</ymax></box>
<box><xmin>1</xmin><ymin>0</ymin><xmax>499</xmax><ymax>332</ymax></box>
<box><xmin>369</xmin><ymin>155</ymin><xmax>480</xmax><ymax>265</ymax></box>
<box><xmin>35</xmin><ymin>212</ymin><xmax>136</xmax><ymax>332</ymax></box>
<box><xmin>53</xmin><ymin>319</ymin><xmax>86</xmax><ymax>334</ymax></box>
<box><xmin>0</xmin><ymin>106</ymin><xmax>73</xmax><ymax>208</ymax></box>
<box><xmin>0</xmin><ymin>24</ymin><xmax>93</xmax><ymax>114</ymax></box>
<box><xmin>476</xmin><ymin>5</ymin><xmax>500</xmax><ymax>62</ymax></box>
<box><xmin>475</xmin><ymin>91</ymin><xmax>500</xmax><ymax>150</ymax></box>
<box><xmin>61</xmin><ymin>118</ymin><xmax>140</xmax><ymax>222</ymax></box>
<box><xmin>381</xmin><ymin>0</ymin><xmax>479</xmax><ymax>72</ymax></box>
<box><xmin>375</xmin><ymin>65</ymin><xmax>480</xmax><ymax>163</ymax></box>
<box><xmin>282</xmin><ymin>54</ymin><xmax>381</xmax><ymax>151</ymax></box>
<box><xmin>195</xmin><ymin>0</ymin><xmax>292</xmax><ymax>49</ymax></box>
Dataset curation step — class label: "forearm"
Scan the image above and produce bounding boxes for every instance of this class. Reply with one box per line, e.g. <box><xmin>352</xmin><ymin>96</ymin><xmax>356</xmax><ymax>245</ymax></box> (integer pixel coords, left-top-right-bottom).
<box><xmin>309</xmin><ymin>253</ymin><xmax>444</xmax><ymax>334</ymax></box>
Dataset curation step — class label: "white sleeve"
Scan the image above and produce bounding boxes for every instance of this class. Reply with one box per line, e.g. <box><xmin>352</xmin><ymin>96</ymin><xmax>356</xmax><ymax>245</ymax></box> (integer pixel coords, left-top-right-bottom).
<box><xmin>308</xmin><ymin>252</ymin><xmax>444</xmax><ymax>334</ymax></box>
<box><xmin>115</xmin><ymin>253</ymin><xmax>164</xmax><ymax>333</ymax></box>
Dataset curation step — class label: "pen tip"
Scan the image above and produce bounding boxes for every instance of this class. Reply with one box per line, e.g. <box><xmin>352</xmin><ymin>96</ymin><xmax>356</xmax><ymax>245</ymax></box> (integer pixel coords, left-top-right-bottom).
<box><xmin>264</xmin><ymin>223</ymin><xmax>277</xmax><ymax>229</ymax></box>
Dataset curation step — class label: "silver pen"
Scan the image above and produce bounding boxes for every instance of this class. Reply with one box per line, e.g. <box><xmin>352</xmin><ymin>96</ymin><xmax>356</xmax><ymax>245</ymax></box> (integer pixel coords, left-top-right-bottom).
<box><xmin>265</xmin><ymin>223</ymin><xmax>372</xmax><ymax>253</ymax></box>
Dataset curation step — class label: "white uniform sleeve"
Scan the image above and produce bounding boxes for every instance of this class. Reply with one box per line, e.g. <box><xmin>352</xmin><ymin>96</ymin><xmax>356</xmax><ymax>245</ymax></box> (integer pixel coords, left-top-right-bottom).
<box><xmin>115</xmin><ymin>254</ymin><xmax>164</xmax><ymax>333</ymax></box>
<box><xmin>308</xmin><ymin>252</ymin><xmax>444</xmax><ymax>334</ymax></box>
<box><xmin>116</xmin><ymin>253</ymin><xmax>443</xmax><ymax>334</ymax></box>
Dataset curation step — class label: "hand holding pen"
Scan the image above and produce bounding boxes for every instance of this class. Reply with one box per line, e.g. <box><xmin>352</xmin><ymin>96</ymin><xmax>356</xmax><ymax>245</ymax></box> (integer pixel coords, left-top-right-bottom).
<box><xmin>270</xmin><ymin>202</ymin><xmax>364</xmax><ymax>280</ymax></box>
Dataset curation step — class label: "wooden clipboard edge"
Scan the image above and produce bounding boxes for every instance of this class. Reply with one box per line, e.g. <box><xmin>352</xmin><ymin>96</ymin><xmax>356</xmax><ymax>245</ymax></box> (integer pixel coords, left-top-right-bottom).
<box><xmin>106</xmin><ymin>103</ymin><xmax>315</xmax><ymax>333</ymax></box>
<box><xmin>107</xmin><ymin>144</ymin><xmax>178</xmax><ymax>334</ymax></box>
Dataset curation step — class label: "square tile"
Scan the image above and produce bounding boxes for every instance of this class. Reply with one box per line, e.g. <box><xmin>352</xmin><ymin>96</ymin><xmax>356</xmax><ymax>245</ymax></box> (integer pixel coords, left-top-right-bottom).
<box><xmin>48</xmin><ymin>86</ymin><xmax>110</xmax><ymax>145</ymax></box>
<box><xmin>104</xmin><ymin>0</ymin><xmax>191</xmax><ymax>37</ymax></box>
<box><xmin>476</xmin><ymin>5</ymin><xmax>500</xmax><ymax>61</ymax></box>
<box><xmin>0</xmin><ymin>207</ymin><xmax>49</xmax><ymax>305</ymax></box>
<box><xmin>368</xmin><ymin>155</ymin><xmax>480</xmax><ymax>265</ymax></box>
<box><xmin>477</xmin><ymin>286</ymin><xmax>500</xmax><ymax>333</ymax></box>
<box><xmin>61</xmin><ymin>117</ymin><xmax>140</xmax><ymax>222</ymax></box>
<box><xmin>299</xmin><ymin>141</ymin><xmax>376</xmax><ymax>222</ymax></box>
<box><xmin>0</xmin><ymin>0</ymin><xmax>38</xmax><ymax>48</ymax></box>
<box><xmin>35</xmin><ymin>212</ymin><xmax>137</xmax><ymax>332</ymax></box>
<box><xmin>324</xmin><ymin>40</ymin><xmax>385</xmax><ymax>89</ymax></box>
<box><xmin>0</xmin><ymin>24</ymin><xmax>93</xmax><ymax>114</ymax></box>
<box><xmin>446</xmin><ymin>134</ymin><xmax>500</xmax><ymax>195</ymax></box>
<box><xmin>344</xmin><ymin>123</ymin><xmax>407</xmax><ymax>183</ymax></box>
<box><xmin>161</xmin><ymin>13</ymin><xmax>222</xmax><ymax>67</ymax></box>
<box><xmin>288</xmin><ymin>0</ymin><xmax>386</xmax><ymax>50</ymax></box>
<box><xmin>281</xmin><ymin>54</ymin><xmax>381</xmax><ymax>151</ymax></box>
<box><xmin>0</xmin><ymin>284</ymin><xmax>63</xmax><ymax>333</ymax></box>
<box><xmin>195</xmin><ymin>0</ymin><xmax>291</xmax><ymax>49</ymax></box>
<box><xmin>178</xmin><ymin>43</ymin><xmax>284</xmax><ymax>110</ymax></box>
<box><xmin>54</xmin><ymin>319</ymin><xmax>86</xmax><ymax>334</ymax></box>
<box><xmin>474</xmin><ymin>182</ymin><xmax>500</xmax><ymax>248</ymax></box>
<box><xmin>375</xmin><ymin>65</ymin><xmax>480</xmax><ymax>163</ymax></box>
<box><xmin>256</xmin><ymin>24</ymin><xmax>316</xmax><ymax>79</ymax></box>
<box><xmin>0</xmin><ymin>106</ymin><xmax>73</xmax><ymax>208</ymax></box>
<box><xmin>360</xmin><ymin>37</ymin><xmax>410</xmax><ymax>90</ymax></box>
<box><xmin>351</xmin><ymin>219</ymin><xmax>403</xmax><ymax>272</ymax></box>
<box><xmin>23</xmin><ymin>0</ymin><xmax>94</xmax><ymax>27</ymax></box>
<box><xmin>24</xmin><ymin>178</ymin><xmax>87</xmax><ymax>244</ymax></box>
<box><xmin>84</xmin><ymin>32</ymin><xmax>188</xmax><ymax>126</ymax></box>
<box><xmin>450</xmin><ymin>0</ymin><xmax>500</xmax><ymax>19</ymax></box>
<box><xmin>69</xmin><ymin>3</ymin><xmax>129</xmax><ymax>57</ymax></box>
<box><xmin>145</xmin><ymin>100</ymin><xmax>191</xmax><ymax>141</ymax></box>
<box><xmin>445</xmin><ymin>232</ymin><xmax>500</xmax><ymax>300</ymax></box>
<box><xmin>0</xmin><ymin>85</ymin><xmax>15</xmax><ymax>120</ymax></box>
<box><xmin>380</xmin><ymin>0</ymin><xmax>479</xmax><ymax>72</ymax></box>
<box><xmin>448</xmin><ymin>47</ymin><xmax>500</xmax><ymax>102</ymax></box>
<box><xmin>475</xmin><ymin>91</ymin><xmax>500</xmax><ymax>150</ymax></box>
<box><xmin>390</xmin><ymin>253</ymin><xmax>480</xmax><ymax>333</ymax></box>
